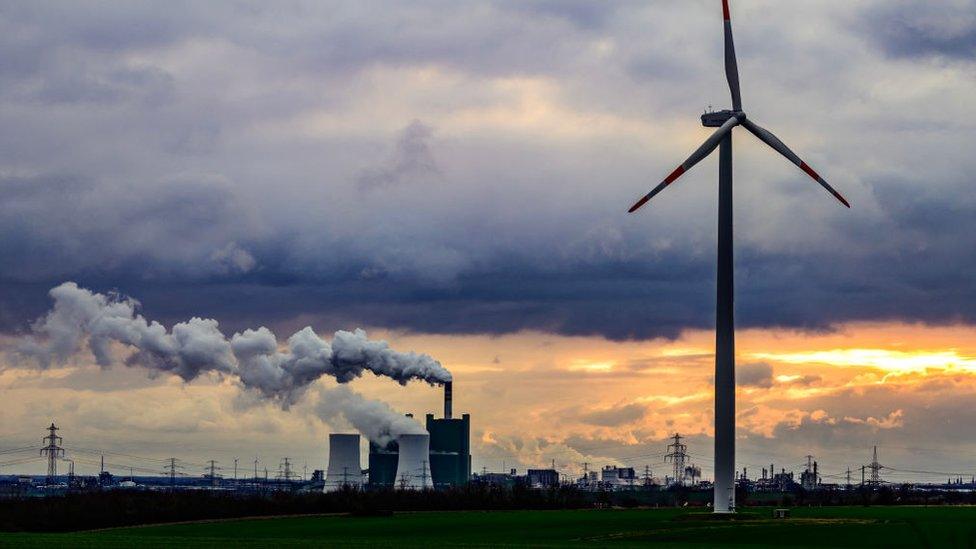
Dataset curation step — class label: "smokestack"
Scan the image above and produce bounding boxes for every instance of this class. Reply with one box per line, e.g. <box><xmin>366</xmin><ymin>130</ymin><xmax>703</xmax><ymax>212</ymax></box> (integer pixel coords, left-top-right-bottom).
<box><xmin>444</xmin><ymin>381</ymin><xmax>453</xmax><ymax>419</ymax></box>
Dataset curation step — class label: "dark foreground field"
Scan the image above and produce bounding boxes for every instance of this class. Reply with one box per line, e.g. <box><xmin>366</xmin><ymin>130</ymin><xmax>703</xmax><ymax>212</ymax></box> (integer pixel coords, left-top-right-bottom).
<box><xmin>2</xmin><ymin>506</ymin><xmax>975</xmax><ymax>548</ymax></box>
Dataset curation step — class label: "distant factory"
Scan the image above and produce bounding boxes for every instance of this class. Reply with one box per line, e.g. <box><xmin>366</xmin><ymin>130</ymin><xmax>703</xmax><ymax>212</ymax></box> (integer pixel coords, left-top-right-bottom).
<box><xmin>328</xmin><ymin>381</ymin><xmax>471</xmax><ymax>491</ymax></box>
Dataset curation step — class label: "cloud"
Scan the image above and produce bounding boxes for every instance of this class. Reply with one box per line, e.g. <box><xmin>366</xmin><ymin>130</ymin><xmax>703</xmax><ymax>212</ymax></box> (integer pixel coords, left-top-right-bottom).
<box><xmin>578</xmin><ymin>402</ymin><xmax>648</xmax><ymax>427</ymax></box>
<box><xmin>210</xmin><ymin>242</ymin><xmax>257</xmax><ymax>275</ymax></box>
<box><xmin>861</xmin><ymin>1</ymin><xmax>976</xmax><ymax>60</ymax></box>
<box><xmin>738</xmin><ymin>363</ymin><xmax>773</xmax><ymax>388</ymax></box>
<box><xmin>357</xmin><ymin>120</ymin><xmax>439</xmax><ymax>190</ymax></box>
<box><xmin>0</xmin><ymin>1</ymin><xmax>972</xmax><ymax>344</ymax></box>
<box><xmin>776</xmin><ymin>374</ymin><xmax>822</xmax><ymax>386</ymax></box>
<box><xmin>842</xmin><ymin>409</ymin><xmax>904</xmax><ymax>430</ymax></box>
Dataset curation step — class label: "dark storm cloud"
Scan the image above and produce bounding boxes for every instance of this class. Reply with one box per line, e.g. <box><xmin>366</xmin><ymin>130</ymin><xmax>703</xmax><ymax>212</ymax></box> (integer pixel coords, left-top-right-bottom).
<box><xmin>861</xmin><ymin>1</ymin><xmax>976</xmax><ymax>60</ymax></box>
<box><xmin>357</xmin><ymin>120</ymin><xmax>439</xmax><ymax>190</ymax></box>
<box><xmin>0</xmin><ymin>1</ymin><xmax>973</xmax><ymax>341</ymax></box>
<box><xmin>0</xmin><ymin>173</ymin><xmax>260</xmax><ymax>282</ymax></box>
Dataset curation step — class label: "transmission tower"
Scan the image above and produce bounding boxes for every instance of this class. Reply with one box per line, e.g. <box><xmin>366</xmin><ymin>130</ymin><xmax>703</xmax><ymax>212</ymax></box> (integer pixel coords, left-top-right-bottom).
<box><xmin>39</xmin><ymin>423</ymin><xmax>65</xmax><ymax>482</ymax></box>
<box><xmin>205</xmin><ymin>460</ymin><xmax>221</xmax><ymax>487</ymax></box>
<box><xmin>867</xmin><ymin>446</ymin><xmax>883</xmax><ymax>486</ymax></box>
<box><xmin>165</xmin><ymin>458</ymin><xmax>184</xmax><ymax>486</ymax></box>
<box><xmin>665</xmin><ymin>433</ymin><xmax>688</xmax><ymax>486</ymax></box>
<box><xmin>277</xmin><ymin>458</ymin><xmax>294</xmax><ymax>482</ymax></box>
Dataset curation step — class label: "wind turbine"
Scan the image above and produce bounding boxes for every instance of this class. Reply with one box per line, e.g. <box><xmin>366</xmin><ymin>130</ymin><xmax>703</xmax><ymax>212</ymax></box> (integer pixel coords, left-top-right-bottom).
<box><xmin>627</xmin><ymin>0</ymin><xmax>850</xmax><ymax>514</ymax></box>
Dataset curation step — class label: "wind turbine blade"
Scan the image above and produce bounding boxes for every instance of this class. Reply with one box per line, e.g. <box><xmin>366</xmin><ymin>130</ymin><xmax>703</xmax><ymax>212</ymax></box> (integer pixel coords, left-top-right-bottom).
<box><xmin>629</xmin><ymin>117</ymin><xmax>739</xmax><ymax>213</ymax></box>
<box><xmin>742</xmin><ymin>118</ymin><xmax>850</xmax><ymax>208</ymax></box>
<box><xmin>723</xmin><ymin>0</ymin><xmax>742</xmax><ymax>111</ymax></box>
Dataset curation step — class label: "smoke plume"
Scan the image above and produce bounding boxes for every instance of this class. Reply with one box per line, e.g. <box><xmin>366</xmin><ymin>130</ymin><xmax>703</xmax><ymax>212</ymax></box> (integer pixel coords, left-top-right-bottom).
<box><xmin>14</xmin><ymin>282</ymin><xmax>452</xmax><ymax>409</ymax></box>
<box><xmin>314</xmin><ymin>385</ymin><xmax>427</xmax><ymax>446</ymax></box>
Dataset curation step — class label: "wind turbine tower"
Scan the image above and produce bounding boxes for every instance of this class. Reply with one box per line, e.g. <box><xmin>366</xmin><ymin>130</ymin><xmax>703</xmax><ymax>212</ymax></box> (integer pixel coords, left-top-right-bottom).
<box><xmin>628</xmin><ymin>0</ymin><xmax>850</xmax><ymax>513</ymax></box>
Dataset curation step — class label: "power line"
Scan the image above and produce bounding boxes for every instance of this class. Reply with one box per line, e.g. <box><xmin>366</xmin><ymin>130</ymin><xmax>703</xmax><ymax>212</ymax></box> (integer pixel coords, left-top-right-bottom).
<box><xmin>0</xmin><ymin>446</ymin><xmax>40</xmax><ymax>455</ymax></box>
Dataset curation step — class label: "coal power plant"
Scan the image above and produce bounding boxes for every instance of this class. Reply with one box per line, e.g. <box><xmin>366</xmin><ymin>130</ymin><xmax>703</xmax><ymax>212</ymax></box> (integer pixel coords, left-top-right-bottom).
<box><xmin>330</xmin><ymin>382</ymin><xmax>471</xmax><ymax>490</ymax></box>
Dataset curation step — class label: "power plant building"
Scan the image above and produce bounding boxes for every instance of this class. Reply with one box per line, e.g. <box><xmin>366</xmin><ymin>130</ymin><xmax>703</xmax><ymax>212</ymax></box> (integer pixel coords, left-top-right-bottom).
<box><xmin>426</xmin><ymin>383</ymin><xmax>471</xmax><ymax>488</ymax></box>
<box><xmin>367</xmin><ymin>439</ymin><xmax>399</xmax><ymax>489</ymax></box>
<box><xmin>427</xmin><ymin>381</ymin><xmax>471</xmax><ymax>488</ymax></box>
<box><xmin>425</xmin><ymin>412</ymin><xmax>471</xmax><ymax>488</ymax></box>
<box><xmin>366</xmin><ymin>382</ymin><xmax>471</xmax><ymax>490</ymax></box>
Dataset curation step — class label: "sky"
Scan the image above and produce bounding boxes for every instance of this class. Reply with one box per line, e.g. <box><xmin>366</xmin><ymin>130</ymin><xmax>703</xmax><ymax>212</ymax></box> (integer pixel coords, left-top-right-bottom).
<box><xmin>1</xmin><ymin>0</ymin><xmax>976</xmax><ymax>483</ymax></box>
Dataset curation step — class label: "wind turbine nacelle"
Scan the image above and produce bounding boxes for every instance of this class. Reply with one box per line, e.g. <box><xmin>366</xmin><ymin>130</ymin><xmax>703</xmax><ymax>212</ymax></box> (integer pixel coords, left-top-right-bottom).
<box><xmin>702</xmin><ymin>110</ymin><xmax>738</xmax><ymax>128</ymax></box>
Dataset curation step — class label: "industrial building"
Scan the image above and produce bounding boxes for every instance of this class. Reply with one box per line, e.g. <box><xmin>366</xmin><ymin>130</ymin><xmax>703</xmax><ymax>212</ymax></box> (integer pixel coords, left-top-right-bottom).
<box><xmin>526</xmin><ymin>469</ymin><xmax>559</xmax><ymax>488</ymax></box>
<box><xmin>425</xmin><ymin>382</ymin><xmax>471</xmax><ymax>489</ymax></box>
<box><xmin>365</xmin><ymin>382</ymin><xmax>471</xmax><ymax>490</ymax></box>
<box><xmin>367</xmin><ymin>439</ymin><xmax>399</xmax><ymax>489</ymax></box>
<box><xmin>601</xmin><ymin>466</ymin><xmax>637</xmax><ymax>489</ymax></box>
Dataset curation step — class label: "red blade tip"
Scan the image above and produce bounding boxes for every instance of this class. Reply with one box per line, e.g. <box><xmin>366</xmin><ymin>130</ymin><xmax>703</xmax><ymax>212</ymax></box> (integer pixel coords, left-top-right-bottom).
<box><xmin>722</xmin><ymin>0</ymin><xmax>731</xmax><ymax>20</ymax></box>
<box><xmin>664</xmin><ymin>165</ymin><xmax>686</xmax><ymax>185</ymax></box>
<box><xmin>799</xmin><ymin>161</ymin><xmax>820</xmax><ymax>181</ymax></box>
<box><xmin>628</xmin><ymin>195</ymin><xmax>651</xmax><ymax>213</ymax></box>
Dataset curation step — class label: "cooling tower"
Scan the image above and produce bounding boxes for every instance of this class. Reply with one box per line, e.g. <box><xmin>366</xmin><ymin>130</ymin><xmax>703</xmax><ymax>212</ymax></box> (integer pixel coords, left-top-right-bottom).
<box><xmin>325</xmin><ymin>434</ymin><xmax>363</xmax><ymax>492</ymax></box>
<box><xmin>394</xmin><ymin>433</ymin><xmax>434</xmax><ymax>490</ymax></box>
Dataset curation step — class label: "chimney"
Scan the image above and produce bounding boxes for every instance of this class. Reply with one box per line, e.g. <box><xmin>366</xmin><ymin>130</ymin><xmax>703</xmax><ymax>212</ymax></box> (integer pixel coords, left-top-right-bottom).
<box><xmin>444</xmin><ymin>381</ymin><xmax>453</xmax><ymax>419</ymax></box>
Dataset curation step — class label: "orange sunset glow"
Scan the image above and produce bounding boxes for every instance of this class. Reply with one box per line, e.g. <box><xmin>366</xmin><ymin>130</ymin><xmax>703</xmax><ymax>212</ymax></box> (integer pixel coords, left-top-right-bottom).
<box><xmin>4</xmin><ymin>320</ymin><xmax>974</xmax><ymax>482</ymax></box>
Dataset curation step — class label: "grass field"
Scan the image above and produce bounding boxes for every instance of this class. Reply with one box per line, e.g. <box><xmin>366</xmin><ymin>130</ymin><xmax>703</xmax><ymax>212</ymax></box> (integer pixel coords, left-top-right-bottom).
<box><xmin>2</xmin><ymin>506</ymin><xmax>975</xmax><ymax>548</ymax></box>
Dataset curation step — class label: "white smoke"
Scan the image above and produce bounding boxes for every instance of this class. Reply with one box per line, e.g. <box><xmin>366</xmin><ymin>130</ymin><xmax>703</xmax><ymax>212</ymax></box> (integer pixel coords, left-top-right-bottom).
<box><xmin>14</xmin><ymin>282</ymin><xmax>452</xmax><ymax>409</ymax></box>
<box><xmin>230</xmin><ymin>324</ymin><xmax>451</xmax><ymax>404</ymax></box>
<box><xmin>314</xmin><ymin>385</ymin><xmax>426</xmax><ymax>446</ymax></box>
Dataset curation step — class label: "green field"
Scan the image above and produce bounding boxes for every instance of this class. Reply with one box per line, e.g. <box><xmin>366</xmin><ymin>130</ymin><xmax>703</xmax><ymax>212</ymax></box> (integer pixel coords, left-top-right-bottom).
<box><xmin>2</xmin><ymin>507</ymin><xmax>975</xmax><ymax>548</ymax></box>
